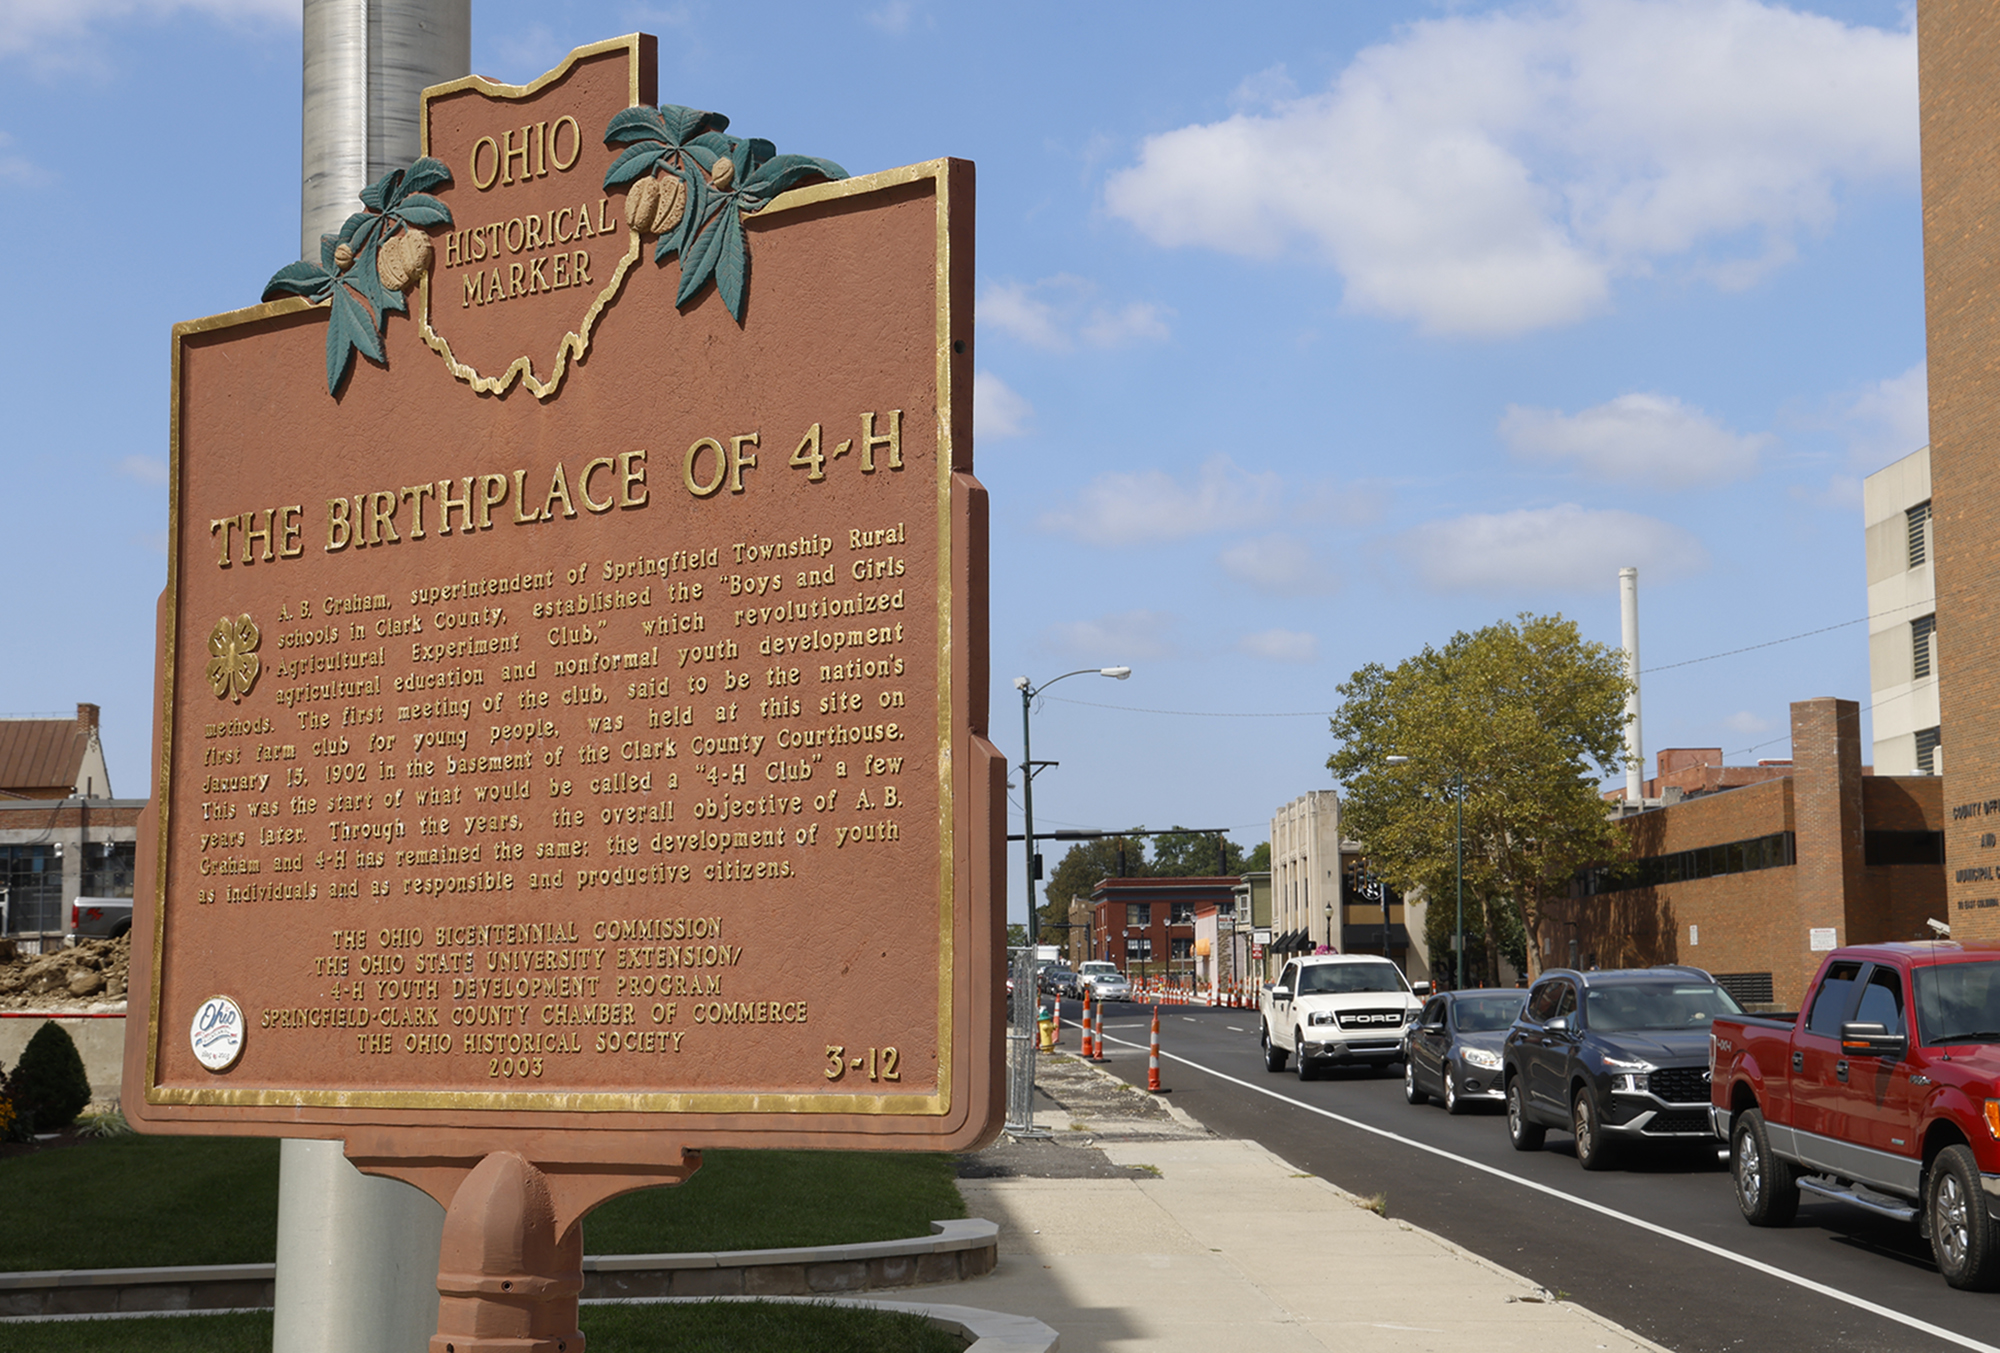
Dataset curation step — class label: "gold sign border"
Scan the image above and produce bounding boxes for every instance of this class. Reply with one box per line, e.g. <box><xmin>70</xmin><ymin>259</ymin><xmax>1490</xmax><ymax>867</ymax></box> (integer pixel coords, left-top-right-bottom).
<box><xmin>415</xmin><ymin>34</ymin><xmax>648</xmax><ymax>401</ymax></box>
<box><xmin>150</xmin><ymin>153</ymin><xmax>965</xmax><ymax>1120</ymax></box>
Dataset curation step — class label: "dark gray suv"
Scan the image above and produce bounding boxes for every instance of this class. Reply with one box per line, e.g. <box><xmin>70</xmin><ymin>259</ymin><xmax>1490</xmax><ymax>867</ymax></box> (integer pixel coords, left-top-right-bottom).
<box><xmin>1501</xmin><ymin>966</ymin><xmax>1743</xmax><ymax>1170</ymax></box>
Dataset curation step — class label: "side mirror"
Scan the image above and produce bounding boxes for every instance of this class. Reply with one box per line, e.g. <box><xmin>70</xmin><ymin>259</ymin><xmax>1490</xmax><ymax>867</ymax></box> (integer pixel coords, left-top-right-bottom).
<box><xmin>1424</xmin><ymin>1020</ymin><xmax>1447</xmax><ymax>1033</ymax></box>
<box><xmin>1546</xmin><ymin>1015</ymin><xmax>1571</xmax><ymax>1035</ymax></box>
<box><xmin>1271</xmin><ymin>986</ymin><xmax>1292</xmax><ymax>1001</ymax></box>
<box><xmin>1841</xmin><ymin>1021</ymin><xmax>1907</xmax><ymax>1059</ymax></box>
<box><xmin>1411</xmin><ymin>981</ymin><xmax>1432</xmax><ymax>996</ymax></box>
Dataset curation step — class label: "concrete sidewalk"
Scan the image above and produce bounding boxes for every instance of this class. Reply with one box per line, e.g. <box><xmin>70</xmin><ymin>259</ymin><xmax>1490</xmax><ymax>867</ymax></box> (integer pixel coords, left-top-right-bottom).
<box><xmin>921</xmin><ymin>1052</ymin><xmax>1671</xmax><ymax>1353</ymax></box>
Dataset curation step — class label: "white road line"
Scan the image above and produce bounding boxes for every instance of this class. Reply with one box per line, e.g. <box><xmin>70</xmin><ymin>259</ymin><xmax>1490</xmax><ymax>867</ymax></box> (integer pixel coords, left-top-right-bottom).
<box><xmin>1225</xmin><ymin>1026</ymin><xmax>1245</xmax><ymax>1032</ymax></box>
<box><xmin>1098</xmin><ymin>1031</ymin><xmax>1998</xmax><ymax>1353</ymax></box>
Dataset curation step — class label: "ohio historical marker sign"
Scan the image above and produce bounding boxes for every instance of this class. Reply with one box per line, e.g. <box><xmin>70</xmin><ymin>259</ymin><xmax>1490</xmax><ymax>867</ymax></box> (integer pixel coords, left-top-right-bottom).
<box><xmin>126</xmin><ymin>35</ymin><xmax>1001</xmax><ymax>1170</ymax></box>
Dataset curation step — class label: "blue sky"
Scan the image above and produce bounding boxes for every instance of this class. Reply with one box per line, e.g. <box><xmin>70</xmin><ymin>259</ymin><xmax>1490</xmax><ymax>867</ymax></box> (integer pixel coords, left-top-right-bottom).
<box><xmin>0</xmin><ymin>1</ymin><xmax>1927</xmax><ymax>925</ymax></box>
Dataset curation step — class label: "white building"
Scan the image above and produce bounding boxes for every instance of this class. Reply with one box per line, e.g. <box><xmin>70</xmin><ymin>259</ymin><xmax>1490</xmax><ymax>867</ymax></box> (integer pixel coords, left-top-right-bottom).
<box><xmin>1863</xmin><ymin>446</ymin><xmax>1940</xmax><ymax>774</ymax></box>
<box><xmin>1269</xmin><ymin>792</ymin><xmax>1344</xmax><ymax>954</ymax></box>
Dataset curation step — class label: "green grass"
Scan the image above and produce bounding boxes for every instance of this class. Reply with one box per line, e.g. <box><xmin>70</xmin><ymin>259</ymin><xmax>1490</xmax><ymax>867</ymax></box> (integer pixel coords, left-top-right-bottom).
<box><xmin>0</xmin><ymin>1303</ymin><xmax>965</xmax><ymax>1353</ymax></box>
<box><xmin>0</xmin><ymin>1137</ymin><xmax>280</xmax><ymax>1270</ymax></box>
<box><xmin>583</xmin><ymin>1150</ymin><xmax>965</xmax><ymax>1254</ymax></box>
<box><xmin>0</xmin><ymin>1138</ymin><xmax>962</xmax><ymax>1271</ymax></box>
<box><xmin>0</xmin><ymin>1312</ymin><xmax>274</xmax><ymax>1352</ymax></box>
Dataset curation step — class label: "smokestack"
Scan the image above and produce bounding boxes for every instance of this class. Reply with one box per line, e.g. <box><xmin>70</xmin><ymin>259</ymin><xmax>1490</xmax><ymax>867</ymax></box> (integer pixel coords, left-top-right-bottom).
<box><xmin>301</xmin><ymin>0</ymin><xmax>470</xmax><ymax>259</ymax></box>
<box><xmin>1620</xmin><ymin>567</ymin><xmax>1643</xmax><ymax>807</ymax></box>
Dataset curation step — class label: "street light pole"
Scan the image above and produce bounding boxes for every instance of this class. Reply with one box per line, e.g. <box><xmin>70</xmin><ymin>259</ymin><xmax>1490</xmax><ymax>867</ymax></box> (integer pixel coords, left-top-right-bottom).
<box><xmin>1454</xmin><ymin>772</ymin><xmax>1465</xmax><ymax>991</ymax></box>
<box><xmin>1014</xmin><ymin>667</ymin><xmax>1132</xmax><ymax>951</ymax></box>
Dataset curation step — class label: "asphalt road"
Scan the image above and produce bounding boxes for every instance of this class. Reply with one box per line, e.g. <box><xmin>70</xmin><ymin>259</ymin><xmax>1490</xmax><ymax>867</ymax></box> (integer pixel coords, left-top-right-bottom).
<box><xmin>1048</xmin><ymin>999</ymin><xmax>1998</xmax><ymax>1353</ymax></box>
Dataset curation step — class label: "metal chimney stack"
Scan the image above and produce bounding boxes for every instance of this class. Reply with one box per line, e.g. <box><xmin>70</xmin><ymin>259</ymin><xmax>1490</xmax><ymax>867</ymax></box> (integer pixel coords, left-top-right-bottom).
<box><xmin>1620</xmin><ymin>567</ymin><xmax>1644</xmax><ymax>808</ymax></box>
<box><xmin>301</xmin><ymin>0</ymin><xmax>470</xmax><ymax>259</ymax></box>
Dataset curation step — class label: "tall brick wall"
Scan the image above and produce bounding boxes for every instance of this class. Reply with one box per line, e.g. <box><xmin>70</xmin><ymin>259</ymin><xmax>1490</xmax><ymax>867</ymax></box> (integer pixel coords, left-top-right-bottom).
<box><xmin>1791</xmin><ymin>699</ymin><xmax>1864</xmax><ymax>955</ymax></box>
<box><xmin>1921</xmin><ymin>1</ymin><xmax>2000</xmax><ymax>938</ymax></box>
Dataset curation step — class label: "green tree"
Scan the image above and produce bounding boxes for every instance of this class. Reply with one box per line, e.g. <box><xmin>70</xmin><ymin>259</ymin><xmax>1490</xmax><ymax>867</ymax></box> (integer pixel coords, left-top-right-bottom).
<box><xmin>1327</xmin><ymin>613</ymin><xmax>1630</xmax><ymax>984</ymax></box>
<box><xmin>1150</xmin><ymin>827</ymin><xmax>1253</xmax><ymax>877</ymax></box>
<box><xmin>1041</xmin><ymin>836</ymin><xmax>1149</xmax><ymax>947</ymax></box>
<box><xmin>1242</xmin><ymin>841</ymin><xmax>1271</xmax><ymax>873</ymax></box>
<box><xmin>10</xmin><ymin>1020</ymin><xmax>92</xmax><ymax>1133</ymax></box>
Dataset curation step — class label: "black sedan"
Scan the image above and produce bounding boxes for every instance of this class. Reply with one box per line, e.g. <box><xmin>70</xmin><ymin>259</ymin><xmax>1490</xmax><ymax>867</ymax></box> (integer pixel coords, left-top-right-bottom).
<box><xmin>1501</xmin><ymin>966</ymin><xmax>1744</xmax><ymax>1170</ymax></box>
<box><xmin>1403</xmin><ymin>989</ymin><xmax>1526</xmax><ymax>1114</ymax></box>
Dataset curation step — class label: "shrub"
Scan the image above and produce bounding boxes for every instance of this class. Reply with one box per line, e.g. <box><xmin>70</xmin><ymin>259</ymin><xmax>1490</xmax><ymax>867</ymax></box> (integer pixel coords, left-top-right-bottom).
<box><xmin>11</xmin><ymin>1021</ymin><xmax>92</xmax><ymax>1133</ymax></box>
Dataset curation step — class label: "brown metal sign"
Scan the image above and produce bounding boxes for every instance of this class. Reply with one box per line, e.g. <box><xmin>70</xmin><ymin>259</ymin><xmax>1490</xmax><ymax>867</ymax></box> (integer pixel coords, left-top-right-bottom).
<box><xmin>126</xmin><ymin>35</ymin><xmax>1000</xmax><ymax>1171</ymax></box>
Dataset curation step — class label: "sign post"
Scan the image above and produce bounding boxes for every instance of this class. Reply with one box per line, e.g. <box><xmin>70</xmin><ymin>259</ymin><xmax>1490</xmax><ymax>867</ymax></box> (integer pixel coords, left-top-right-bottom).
<box><xmin>125</xmin><ymin>35</ymin><xmax>1001</xmax><ymax>1347</ymax></box>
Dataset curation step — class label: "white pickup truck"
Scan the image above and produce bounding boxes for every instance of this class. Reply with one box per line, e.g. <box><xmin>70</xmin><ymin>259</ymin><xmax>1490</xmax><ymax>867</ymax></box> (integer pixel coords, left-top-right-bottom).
<box><xmin>1260</xmin><ymin>954</ymin><xmax>1424</xmax><ymax>1079</ymax></box>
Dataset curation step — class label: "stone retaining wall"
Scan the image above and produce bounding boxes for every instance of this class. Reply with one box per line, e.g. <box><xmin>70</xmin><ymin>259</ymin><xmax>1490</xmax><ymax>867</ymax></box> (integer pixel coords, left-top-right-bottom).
<box><xmin>0</xmin><ymin>1219</ymin><xmax>999</xmax><ymax>1319</ymax></box>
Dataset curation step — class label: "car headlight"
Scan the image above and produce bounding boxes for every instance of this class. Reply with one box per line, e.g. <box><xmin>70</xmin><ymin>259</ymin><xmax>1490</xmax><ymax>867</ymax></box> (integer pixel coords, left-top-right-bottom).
<box><xmin>1460</xmin><ymin>1047</ymin><xmax>1502</xmax><ymax>1071</ymax></box>
<box><xmin>1599</xmin><ymin>1055</ymin><xmax>1654</xmax><ymax>1094</ymax></box>
<box><xmin>1309</xmin><ymin>1011</ymin><xmax>1340</xmax><ymax>1026</ymax></box>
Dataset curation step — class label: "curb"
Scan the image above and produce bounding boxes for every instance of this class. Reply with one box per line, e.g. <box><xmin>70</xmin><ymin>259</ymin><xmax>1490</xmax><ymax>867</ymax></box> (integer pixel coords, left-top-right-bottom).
<box><xmin>0</xmin><ymin>1219</ymin><xmax>999</xmax><ymax>1320</ymax></box>
<box><xmin>588</xmin><ymin>1294</ymin><xmax>1058</xmax><ymax>1353</ymax></box>
<box><xmin>0</xmin><ymin>1295</ymin><xmax>1060</xmax><ymax>1350</ymax></box>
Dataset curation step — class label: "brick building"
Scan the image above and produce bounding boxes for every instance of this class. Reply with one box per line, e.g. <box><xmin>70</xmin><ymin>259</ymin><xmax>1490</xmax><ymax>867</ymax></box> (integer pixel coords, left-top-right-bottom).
<box><xmin>1920</xmin><ymin>4</ymin><xmax>2000</xmax><ymax>937</ymax></box>
<box><xmin>1606</xmin><ymin>747</ymin><xmax>1795</xmax><ymax>805</ymax></box>
<box><xmin>1554</xmin><ymin>697</ymin><xmax>1944</xmax><ymax>1009</ymax></box>
<box><xmin>0</xmin><ymin>704</ymin><xmax>141</xmax><ymax>940</ymax></box>
<box><xmin>1088</xmin><ymin>877</ymin><xmax>1240</xmax><ymax>983</ymax></box>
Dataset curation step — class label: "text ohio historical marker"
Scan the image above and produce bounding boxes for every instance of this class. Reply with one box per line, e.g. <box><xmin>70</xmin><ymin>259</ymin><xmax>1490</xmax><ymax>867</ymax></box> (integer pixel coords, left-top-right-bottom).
<box><xmin>125</xmin><ymin>34</ymin><xmax>1002</xmax><ymax>1197</ymax></box>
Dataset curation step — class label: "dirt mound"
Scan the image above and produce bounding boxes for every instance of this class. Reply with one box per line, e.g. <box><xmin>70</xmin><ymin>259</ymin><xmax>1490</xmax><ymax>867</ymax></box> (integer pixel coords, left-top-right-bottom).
<box><xmin>0</xmin><ymin>935</ymin><xmax>129</xmax><ymax>1010</ymax></box>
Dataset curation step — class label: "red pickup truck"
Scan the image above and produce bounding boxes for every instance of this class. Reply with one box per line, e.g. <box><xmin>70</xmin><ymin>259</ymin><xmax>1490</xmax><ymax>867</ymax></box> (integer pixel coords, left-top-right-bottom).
<box><xmin>1711</xmin><ymin>941</ymin><xmax>2000</xmax><ymax>1289</ymax></box>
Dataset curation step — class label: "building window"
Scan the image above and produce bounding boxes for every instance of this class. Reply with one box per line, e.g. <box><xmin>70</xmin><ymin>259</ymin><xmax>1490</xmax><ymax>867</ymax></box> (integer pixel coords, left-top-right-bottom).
<box><xmin>1126</xmin><ymin>936</ymin><xmax>1152</xmax><ymax>962</ymax></box>
<box><xmin>1126</xmin><ymin>902</ymin><xmax>1151</xmax><ymax>927</ymax></box>
<box><xmin>82</xmin><ymin>841</ymin><xmax>135</xmax><ymax>898</ymax></box>
<box><xmin>1913</xmin><ymin>613</ymin><xmax>1936</xmax><ymax>680</ymax></box>
<box><xmin>0</xmin><ymin>845</ymin><xmax>63</xmax><ymax>934</ymax></box>
<box><xmin>1908</xmin><ymin>499</ymin><xmax>1931</xmax><ymax>568</ymax></box>
<box><xmin>1917</xmin><ymin>725</ymin><xmax>1942</xmax><ymax>775</ymax></box>
<box><xmin>1575</xmin><ymin>831</ymin><xmax>1795</xmax><ymax>898</ymax></box>
<box><xmin>1169</xmin><ymin>901</ymin><xmax>1194</xmax><ymax>924</ymax></box>
<box><xmin>1170</xmin><ymin>937</ymin><xmax>1194</xmax><ymax>961</ymax></box>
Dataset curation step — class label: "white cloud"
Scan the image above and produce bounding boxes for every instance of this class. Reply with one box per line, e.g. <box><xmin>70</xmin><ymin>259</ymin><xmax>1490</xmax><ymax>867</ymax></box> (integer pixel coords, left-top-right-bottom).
<box><xmin>117</xmin><ymin>454</ymin><xmax>168</xmax><ymax>485</ymax></box>
<box><xmin>981</xmin><ymin>276</ymin><xmax>1172</xmax><ymax>352</ymax></box>
<box><xmin>1500</xmin><ymin>392</ymin><xmax>1769</xmax><ymax>490</ymax></box>
<box><xmin>1104</xmin><ymin>0</ymin><xmax>1914</xmax><ymax>336</ymax></box>
<box><xmin>1039</xmin><ymin>455</ymin><xmax>1281</xmax><ymax>546</ymax></box>
<box><xmin>865</xmin><ymin>0</ymin><xmax>919</xmax><ymax>35</ymax></box>
<box><xmin>1218</xmin><ymin>534</ymin><xmax>1336</xmax><ymax>595</ymax></box>
<box><xmin>1843</xmin><ymin>362</ymin><xmax>1929</xmax><ymax>469</ymax></box>
<box><xmin>1723</xmin><ymin>710</ymin><xmax>1771</xmax><ymax>735</ymax></box>
<box><xmin>1039</xmin><ymin>610</ymin><xmax>1179</xmax><ymax>663</ymax></box>
<box><xmin>0</xmin><ymin>0</ymin><xmax>294</xmax><ymax>59</ymax></box>
<box><xmin>1239</xmin><ymin>628</ymin><xmax>1319</xmax><ymax>663</ymax></box>
<box><xmin>1398</xmin><ymin>503</ymin><xmax>1707</xmax><ymax>593</ymax></box>
<box><xmin>0</xmin><ymin>132</ymin><xmax>46</xmax><ymax>186</ymax></box>
<box><xmin>974</xmin><ymin>370</ymin><xmax>1033</xmax><ymax>440</ymax></box>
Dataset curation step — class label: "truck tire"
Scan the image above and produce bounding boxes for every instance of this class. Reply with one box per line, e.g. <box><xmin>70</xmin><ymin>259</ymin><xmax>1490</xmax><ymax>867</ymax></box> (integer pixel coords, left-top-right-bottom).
<box><xmin>1573</xmin><ymin>1088</ymin><xmax>1617</xmax><ymax>1172</ymax></box>
<box><xmin>1506</xmin><ymin>1077</ymin><xmax>1544</xmax><ymax>1151</ymax></box>
<box><xmin>1262</xmin><ymin>1024</ymin><xmax>1287</xmax><ymax>1073</ymax></box>
<box><xmin>1403</xmin><ymin>1058</ymin><xmax>1427</xmax><ymax>1105</ymax></box>
<box><xmin>1929</xmin><ymin>1144</ymin><xmax>2000</xmax><ymax>1290</ymax></box>
<box><xmin>1731</xmin><ymin>1109</ymin><xmax>1799</xmax><ymax>1227</ymax></box>
<box><xmin>1294</xmin><ymin>1030</ymin><xmax>1313</xmax><ymax>1081</ymax></box>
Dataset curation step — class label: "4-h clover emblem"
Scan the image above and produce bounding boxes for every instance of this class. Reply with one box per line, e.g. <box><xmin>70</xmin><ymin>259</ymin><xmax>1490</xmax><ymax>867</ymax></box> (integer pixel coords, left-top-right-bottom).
<box><xmin>206</xmin><ymin>614</ymin><xmax>261</xmax><ymax>704</ymax></box>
